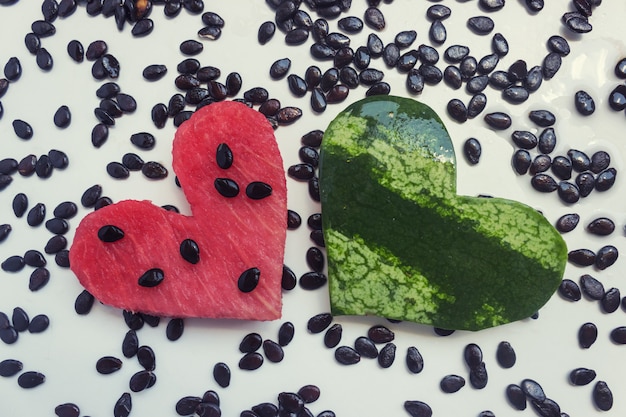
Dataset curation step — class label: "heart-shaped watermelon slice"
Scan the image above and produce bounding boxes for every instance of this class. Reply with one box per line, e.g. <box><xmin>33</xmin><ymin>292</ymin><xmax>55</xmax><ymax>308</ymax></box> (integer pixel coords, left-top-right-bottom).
<box><xmin>70</xmin><ymin>101</ymin><xmax>287</xmax><ymax>320</ymax></box>
<box><xmin>319</xmin><ymin>96</ymin><xmax>567</xmax><ymax>331</ymax></box>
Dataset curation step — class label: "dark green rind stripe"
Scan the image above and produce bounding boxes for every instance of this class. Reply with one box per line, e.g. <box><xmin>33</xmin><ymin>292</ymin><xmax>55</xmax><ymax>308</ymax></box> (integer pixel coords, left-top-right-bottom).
<box><xmin>320</xmin><ymin>96</ymin><xmax>567</xmax><ymax>331</ymax></box>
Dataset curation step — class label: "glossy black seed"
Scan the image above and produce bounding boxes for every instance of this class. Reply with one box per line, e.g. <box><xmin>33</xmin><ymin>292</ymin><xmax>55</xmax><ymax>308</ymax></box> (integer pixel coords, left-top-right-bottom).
<box><xmin>536</xmin><ymin>128</ymin><xmax>556</xmax><ymax>154</ymax></box>
<box><xmin>354</xmin><ymin>336</ymin><xmax>378</xmax><ymax>358</ymax></box>
<box><xmin>173</xmin><ymin>111</ymin><xmax>193</xmax><ymax>127</ymax></box>
<box><xmin>595</xmin><ymin>245</ymin><xmax>618</xmax><ymax>270</ymax></box>
<box><xmin>244</xmin><ymin>182</ymin><xmax>272</xmax><ymax>200</ymax></box>
<box><xmin>12</xmin><ymin>193</ymin><xmax>28</xmax><ymax>217</ymax></box>
<box><xmin>467</xmin><ymin>16</ymin><xmax>494</xmax><ymax>34</ymax></box>
<box><xmin>239</xmin><ymin>332</ymin><xmax>263</xmax><ymax>353</ymax></box>
<box><xmin>462</xmin><ymin>138</ymin><xmax>481</xmax><ymax>165</ymax></box>
<box><xmin>308</xmin><ymin>176</ymin><xmax>321</xmax><ymax>201</ymax></box>
<box><xmin>440</xmin><ymin>374</ymin><xmax>465</xmax><ymax>393</ymax></box>
<box><xmin>576</xmin><ymin>172</ymin><xmax>595</xmax><ymax>197</ymax></box>
<box><xmin>511</xmin><ymin>130</ymin><xmax>538</xmax><ymax>149</ymax></box>
<box><xmin>31</xmin><ymin>20</ymin><xmax>56</xmax><ymax>37</ymax></box>
<box><xmin>368</xmin><ymin>324</ymin><xmax>394</xmax><ymax>343</ymax></box>
<box><xmin>530</xmin><ymin>154</ymin><xmax>551</xmax><ymax>175</ymax></box>
<box><xmin>541</xmin><ymin>52</ymin><xmax>562</xmax><ymax>80</ymax></box>
<box><xmin>404</xmin><ymin>400</ymin><xmax>432</xmax><ymax>417</ymax></box>
<box><xmin>301</xmin><ymin>129</ymin><xmax>323</xmax><ymax>148</ymax></box>
<box><xmin>34</xmin><ymin>154</ymin><xmax>54</xmax><ymax>178</ymax></box>
<box><xmin>426</xmin><ymin>4</ymin><xmax>451</xmax><ymax>20</ymax></box>
<box><xmin>563</xmin><ymin>11</ymin><xmax>592</xmax><ymax>33</ymax></box>
<box><xmin>277</xmin><ymin>321</ymin><xmax>295</xmax><ymax>347</ymax></box>
<box><xmin>428</xmin><ymin>19</ymin><xmax>446</xmax><ymax>45</ymax></box>
<box><xmin>45</xmin><ymin>234</ymin><xmax>67</xmax><ymax>254</ymax></box>
<box><xmin>106</xmin><ymin>162</ymin><xmax>129</xmax><ymax>179</ymax></box>
<box><xmin>406</xmin><ymin>68</ymin><xmax>425</xmax><ymax>94</ymax></box>
<box><xmin>364</xmin><ymin>6</ymin><xmax>385</xmax><ymax>30</ymax></box>
<box><xmin>239</xmin><ymin>352</ymin><xmax>263</xmax><ymax>370</ymax></box>
<box><xmin>198</xmin><ymin>25</ymin><xmax>222</xmax><ymax>40</ymax></box>
<box><xmin>531</xmin><ymin>174</ymin><xmax>558</xmax><ymax>192</ymax></box>
<box><xmin>365</xmin><ymin>33</ymin><xmax>384</xmax><ymax>58</ymax></box>
<box><xmin>593</xmin><ymin>381</ymin><xmax>613</xmax><ymax>411</ymax></box>
<box><xmin>98</xmin><ymin>54</ymin><xmax>120</xmax><ymax>78</ymax></box>
<box><xmin>141</xmin><ymin>161</ymin><xmax>168</xmax><ymax>180</ymax></box>
<box><xmin>0</xmin><ymin>224</ymin><xmax>11</xmax><ymax>243</ymax></box>
<box><xmin>469</xmin><ymin>361</ymin><xmax>488</xmax><ymax>389</ymax></box>
<box><xmin>569</xmin><ymin>248</ymin><xmax>596</xmax><ymax>267</ymax></box>
<box><xmin>400</xmin><ymin>346</ymin><xmax>424</xmax><ymax>374</ymax></box>
<box><xmin>12</xmin><ymin>119</ymin><xmax>33</xmax><ymax>140</ymax></box>
<box><xmin>142</xmin><ymin>64</ymin><xmax>167</xmax><ymax>81</ymax></box>
<box><xmin>27</xmin><ymin>314</ymin><xmax>49</xmax><ymax>334</ymax></box>
<box><xmin>467</xmin><ymin>75</ymin><xmax>489</xmax><ymax>94</ymax></box>
<box><xmin>0</xmin><ymin>325</ymin><xmax>18</xmax><ymax>344</ymax></box>
<box><xmin>74</xmin><ymin>289</ymin><xmax>94</xmax><ymax>315</ymax></box>
<box><xmin>165</xmin><ymin>318</ymin><xmax>184</xmax><ymax>341</ymax></box>
<box><xmin>484</xmin><ymin>112</ymin><xmax>511</xmax><ymax>129</ymax></box>
<box><xmin>262</xmin><ymin>339</ymin><xmax>284</xmax><ymax>363</ymax></box>
<box><xmin>17</xmin><ymin>155</ymin><xmax>37</xmax><ymax>177</ymax></box>
<box><xmin>335</xmin><ymin>346</ymin><xmax>360</xmax><ymax>365</ymax></box>
<box><xmin>123</xmin><ymin>310</ymin><xmax>144</xmax><ymax>331</ymax></box>
<box><xmin>296</xmin><ymin>385</ymin><xmax>320</xmax><ymax>405</ymax></box>
<box><xmin>510</xmin><ymin>150</ymin><xmax>531</xmax><ymax>174</ymax></box>
<box><xmin>610</xmin><ymin>326</ymin><xmax>626</xmax><ymax>344</ymax></box>
<box><xmin>463</xmin><ymin>343</ymin><xmax>483</xmax><ymax>368</ymax></box>
<box><xmin>150</xmin><ymin>102</ymin><xmax>167</xmax><ymax>129</ymax></box>
<box><xmin>488</xmin><ymin>70</ymin><xmax>512</xmax><ymax>90</ymax></box>
<box><xmin>138</xmin><ymin>268</ymin><xmax>164</xmax><ymax>288</ymax></box>
<box><xmin>121</xmin><ymin>329</ymin><xmax>139</xmax><ymax>358</ymax></box>
<box><xmin>80</xmin><ymin>184</ymin><xmax>102</xmax><ymax>208</ymax></box>
<box><xmin>307</xmin><ymin>312</ymin><xmax>332</xmax><ymax>334</ymax></box>
<box><xmin>238</xmin><ymin>267</ymin><xmax>260</xmax><ymax>293</ymax></box>
<box><xmin>18</xmin><ymin>371</ymin><xmax>46</xmax><ymax>388</ymax></box>
<box><xmin>601</xmin><ymin>287</ymin><xmax>621</xmax><ymax>313</ymax></box>
<box><xmin>175</xmin><ymin>396</ymin><xmax>203</xmax><ymax>416</ymax></box>
<box><xmin>524</xmin><ymin>66</ymin><xmax>543</xmax><ymax>91</ymax></box>
<box><xmin>0</xmin><ymin>359</ymin><xmax>23</xmax><ymax>377</ymax></box>
<box><xmin>447</xmin><ymin>99</ymin><xmax>467</xmax><ymax>122</ymax></box>
<box><xmin>26</xmin><ymin>203</ymin><xmax>46</xmax><ymax>227</ymax></box>
<box><xmin>11</xmin><ymin>307</ymin><xmax>29</xmax><ymax>332</ymax></box>
<box><xmin>393</xmin><ymin>30</ymin><xmax>416</xmax><ymax>48</ymax></box>
<box><xmin>2</xmin><ymin>255</ymin><xmax>25</xmax><ymax>272</ymax></box>
<box><xmin>128</xmin><ymin>370</ymin><xmax>153</xmax><ymax>393</ymax></box>
<box><xmin>23</xmin><ymin>250</ymin><xmax>45</xmax><ymax>268</ymax></box>
<box><xmin>176</xmin><ymin>238</ymin><xmax>200</xmax><ymax>264</ymax></box>
<box><xmin>299</xmin><ymin>271</ymin><xmax>327</xmax><ymax>290</ymax></box>
<box><xmin>558</xmin><ymin>278</ymin><xmax>581</xmax><ymax>301</ymax></box>
<box><xmin>4</xmin><ymin>57</ymin><xmax>21</xmax><ymax>81</ymax></box>
<box><xmin>558</xmin><ymin>181</ymin><xmax>580</xmax><ymax>204</ymax></box>
<box><xmin>286</xmin><ymin>211</ymin><xmax>302</xmax><ymax>231</ymax></box>
<box><xmin>585</xmin><ymin>217</ymin><xmax>614</xmax><ymax>237</ymax></box>
<box><xmin>444</xmin><ymin>45</ymin><xmax>469</xmax><ymax>63</ymax></box>
<box><xmin>180</xmin><ymin>39</ymin><xmax>203</xmax><ymax>56</ymax></box>
<box><xmin>574</xmin><ymin>90</ymin><xmax>595</xmax><ymax>115</ymax></box>
<box><xmin>113</xmin><ymin>392</ymin><xmax>132</xmax><ymax>417</ymax></box>
<box><xmin>476</xmin><ymin>53</ymin><xmax>498</xmax><ymax>75</ymax></box>
<box><xmin>24</xmin><ymin>32</ymin><xmax>41</xmax><ymax>54</ymax></box>
<box><xmin>580</xmin><ymin>274</ymin><xmax>604</xmax><ymax>300</ymax></box>
<box><xmin>36</xmin><ymin>47</ymin><xmax>53</xmax><ymax>70</ymax></box>
<box><xmin>595</xmin><ymin>167</ymin><xmax>616</xmax><ymax>191</ymax></box>
<box><xmin>443</xmin><ymin>66</ymin><xmax>462</xmax><ymax>89</ymax></box>
<box><xmin>305</xmin><ymin>246</ymin><xmax>324</xmax><ymax>273</ymax></box>
<box><xmin>491</xmin><ymin>32</ymin><xmax>509</xmax><ymax>56</ymax></box>
<box><xmin>243</xmin><ymin>86</ymin><xmax>269</xmax><ymax>104</ymax></box>
<box><xmin>503</xmin><ymin>86</ymin><xmax>529</xmax><ymax>103</ymax></box>
<box><xmin>319</xmin><ymin>323</ymin><xmax>342</xmax><ymax>349</ymax></box>
<box><xmin>589</xmin><ymin>151</ymin><xmax>610</xmax><ymax>174</ymax></box>
<box><xmin>520</xmin><ymin>379</ymin><xmax>545</xmax><ymax>402</ymax></box>
<box><xmin>299</xmin><ymin>146</ymin><xmax>319</xmax><ymax>168</ymax></box>
<box><xmin>378</xmin><ymin>342</ymin><xmax>396</xmax><ymax>368</ymax></box>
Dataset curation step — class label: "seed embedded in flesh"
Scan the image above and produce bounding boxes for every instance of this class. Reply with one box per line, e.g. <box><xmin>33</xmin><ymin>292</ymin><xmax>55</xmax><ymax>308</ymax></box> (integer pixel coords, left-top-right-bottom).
<box><xmin>246</xmin><ymin>182</ymin><xmax>272</xmax><ymax>200</ymax></box>
<box><xmin>138</xmin><ymin>268</ymin><xmax>165</xmax><ymax>288</ymax></box>
<box><xmin>238</xmin><ymin>267</ymin><xmax>260</xmax><ymax>293</ymax></box>
<box><xmin>214</xmin><ymin>178</ymin><xmax>239</xmax><ymax>197</ymax></box>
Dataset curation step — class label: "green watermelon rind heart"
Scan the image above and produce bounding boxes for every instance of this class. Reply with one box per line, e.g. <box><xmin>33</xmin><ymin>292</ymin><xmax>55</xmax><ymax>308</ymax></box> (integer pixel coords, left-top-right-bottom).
<box><xmin>319</xmin><ymin>95</ymin><xmax>568</xmax><ymax>331</ymax></box>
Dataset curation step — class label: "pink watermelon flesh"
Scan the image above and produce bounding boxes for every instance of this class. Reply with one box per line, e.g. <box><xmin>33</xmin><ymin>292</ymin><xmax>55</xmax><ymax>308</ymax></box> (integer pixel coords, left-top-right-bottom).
<box><xmin>70</xmin><ymin>101</ymin><xmax>287</xmax><ymax>320</ymax></box>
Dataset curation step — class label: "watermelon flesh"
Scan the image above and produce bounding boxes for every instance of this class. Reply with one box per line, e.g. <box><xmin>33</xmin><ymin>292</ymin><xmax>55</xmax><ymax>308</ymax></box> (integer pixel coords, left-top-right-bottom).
<box><xmin>70</xmin><ymin>101</ymin><xmax>287</xmax><ymax>320</ymax></box>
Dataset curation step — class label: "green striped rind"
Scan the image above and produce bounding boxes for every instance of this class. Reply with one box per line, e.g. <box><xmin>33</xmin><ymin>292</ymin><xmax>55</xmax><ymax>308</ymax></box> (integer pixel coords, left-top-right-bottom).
<box><xmin>320</xmin><ymin>96</ymin><xmax>567</xmax><ymax>331</ymax></box>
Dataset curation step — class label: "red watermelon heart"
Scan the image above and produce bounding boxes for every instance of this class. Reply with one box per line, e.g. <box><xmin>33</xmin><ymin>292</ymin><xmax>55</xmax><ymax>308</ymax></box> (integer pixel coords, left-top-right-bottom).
<box><xmin>69</xmin><ymin>101</ymin><xmax>287</xmax><ymax>320</ymax></box>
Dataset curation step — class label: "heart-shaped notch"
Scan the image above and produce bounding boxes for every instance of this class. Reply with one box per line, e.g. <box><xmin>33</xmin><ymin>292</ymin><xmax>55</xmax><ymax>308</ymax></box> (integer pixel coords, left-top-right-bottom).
<box><xmin>320</xmin><ymin>96</ymin><xmax>567</xmax><ymax>331</ymax></box>
<box><xmin>70</xmin><ymin>101</ymin><xmax>287</xmax><ymax>320</ymax></box>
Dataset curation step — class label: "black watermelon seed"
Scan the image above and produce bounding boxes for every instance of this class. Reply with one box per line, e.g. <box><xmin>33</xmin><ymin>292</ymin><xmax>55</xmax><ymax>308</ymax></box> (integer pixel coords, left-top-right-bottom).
<box><xmin>551</xmin><ymin>156</ymin><xmax>571</xmax><ymax>180</ymax></box>
<box><xmin>580</xmin><ymin>273</ymin><xmax>604</xmax><ymax>300</ymax></box>
<box><xmin>601</xmin><ymin>287</ymin><xmax>621</xmax><ymax>313</ymax></box>
<box><xmin>28</xmin><ymin>314</ymin><xmax>49</xmax><ymax>333</ymax></box>
<box><xmin>463</xmin><ymin>138</ymin><xmax>481</xmax><ymax>165</ymax></box>
<box><xmin>179</xmin><ymin>239</ymin><xmax>200</xmax><ymax>264</ymax></box>
<box><xmin>166</xmin><ymin>318</ymin><xmax>184</xmax><ymax>341</ymax></box>
<box><xmin>121</xmin><ymin>153</ymin><xmax>144</xmax><ymax>171</ymax></box>
<box><xmin>246</xmin><ymin>182</ymin><xmax>272</xmax><ymax>200</ymax></box>
<box><xmin>610</xmin><ymin>326</ymin><xmax>626</xmax><ymax>344</ymax></box>
<box><xmin>94</xmin><ymin>196</ymin><xmax>112</xmax><ymax>210</ymax></box>
<box><xmin>405</xmin><ymin>346</ymin><xmax>424</xmax><ymax>374</ymax></box>
<box><xmin>297</xmin><ymin>385</ymin><xmax>320</xmax><ymax>404</ymax></box>
<box><xmin>239</xmin><ymin>352</ymin><xmax>263</xmax><ymax>370</ymax></box>
<box><xmin>531</xmin><ymin>174</ymin><xmax>558</xmax><ymax>192</ymax></box>
<box><xmin>574</xmin><ymin>90</ymin><xmax>595</xmax><ymax>115</ymax></box>
<box><xmin>12</xmin><ymin>193</ymin><xmax>28</xmax><ymax>217</ymax></box>
<box><xmin>547</xmin><ymin>35</ymin><xmax>570</xmax><ymax>56</ymax></box>
<box><xmin>496</xmin><ymin>341</ymin><xmax>516</xmax><ymax>368</ymax></box>
<box><xmin>137</xmin><ymin>345</ymin><xmax>156</xmax><ymax>371</ymax></box>
<box><xmin>239</xmin><ymin>332</ymin><xmax>262</xmax><ymax>353</ymax></box>
<box><xmin>484</xmin><ymin>112</ymin><xmax>511</xmax><ymax>129</ymax></box>
<box><xmin>263</xmin><ymin>339</ymin><xmax>284</xmax><ymax>363</ymax></box>
<box><xmin>542</xmin><ymin>52</ymin><xmax>562</xmax><ymax>79</ymax></box>
<box><xmin>24</xmin><ymin>249</ymin><xmax>46</xmax><ymax>267</ymax></box>
<box><xmin>440</xmin><ymin>374</ymin><xmax>465</xmax><ymax>393</ymax></box>
<box><xmin>214</xmin><ymin>178</ymin><xmax>239</xmax><ymax>197</ymax></box>
<box><xmin>299</xmin><ymin>271</ymin><xmax>327</xmax><ymax>290</ymax></box>
<box><xmin>537</xmin><ymin>128</ymin><xmax>557</xmax><ymax>154</ymax></box>
<box><xmin>98</xmin><ymin>225</ymin><xmax>124</xmax><ymax>242</ymax></box>
<box><xmin>129</xmin><ymin>132</ymin><xmax>155</xmax><ymax>149</ymax></box>
<box><xmin>141</xmin><ymin>161</ymin><xmax>168</xmax><ymax>180</ymax></box>
<box><xmin>307</xmin><ymin>312</ymin><xmax>332</xmax><ymax>334</ymax></box>
<box><xmin>180</xmin><ymin>39</ymin><xmax>203</xmax><ymax>56</ymax></box>
<box><xmin>0</xmin><ymin>325</ymin><xmax>18</xmax><ymax>344</ymax></box>
<box><xmin>17</xmin><ymin>371</ymin><xmax>45</xmax><ymax>388</ymax></box>
<box><xmin>569</xmin><ymin>249</ymin><xmax>596</xmax><ymax>267</ymax></box>
<box><xmin>238</xmin><ymin>267</ymin><xmax>260</xmax><ymax>293</ymax></box>
<box><xmin>94</xmin><ymin>107</ymin><xmax>115</xmax><ymax>125</ymax></box>
<box><xmin>579</xmin><ymin>322</ymin><xmax>598</xmax><ymax>348</ymax></box>
<box><xmin>288</xmin><ymin>163</ymin><xmax>315</xmax><ymax>180</ymax></box>
<box><xmin>0</xmin><ymin>359</ymin><xmax>23</xmax><ymax>377</ymax></box>
<box><xmin>529</xmin><ymin>109</ymin><xmax>556</xmax><ymax>127</ymax></box>
<box><xmin>4</xmin><ymin>57</ymin><xmax>22</xmax><ymax>81</ymax></box>
<box><xmin>368</xmin><ymin>325</ymin><xmax>394</xmax><ymax>343</ymax></box>
<box><xmin>464</xmin><ymin>343</ymin><xmax>483</xmax><ymax>368</ymax></box>
<box><xmin>569</xmin><ymin>367</ymin><xmax>596</xmax><ymax>385</ymax></box>
<box><xmin>506</xmin><ymin>384</ymin><xmax>527</xmax><ymax>410</ymax></box>
<box><xmin>469</xmin><ymin>362</ymin><xmax>488</xmax><ymax>389</ymax></box>
<box><xmin>251</xmin><ymin>403</ymin><xmax>277</xmax><ymax>417</ymax></box>
<box><xmin>491</xmin><ymin>32</ymin><xmax>509</xmax><ymax>57</ymax></box>
<box><xmin>477</xmin><ymin>53</ymin><xmax>499</xmax><ymax>74</ymax></box>
<box><xmin>503</xmin><ymin>86</ymin><xmax>529</xmax><ymax>103</ymax></box>
<box><xmin>467</xmin><ymin>16</ymin><xmax>494</xmax><ymax>34</ymax></box>
<box><xmin>590</xmin><ymin>151</ymin><xmax>610</xmax><ymax>174</ymax></box>
<box><xmin>530</xmin><ymin>155</ymin><xmax>551</xmax><ymax>175</ymax></box>
<box><xmin>91</xmin><ymin>123</ymin><xmax>109</xmax><ymax>148</ymax></box>
<box><xmin>593</xmin><ymin>381</ymin><xmax>613</xmax><ymax>411</ymax></box>
<box><xmin>324</xmin><ymin>323</ymin><xmax>342</xmax><ymax>348</ymax></box>
<box><xmin>113</xmin><ymin>392</ymin><xmax>132</xmax><ymax>417</ymax></box>
<box><xmin>53</xmin><ymin>105</ymin><xmax>72</xmax><ymax>128</ymax></box>
<box><xmin>404</xmin><ymin>400</ymin><xmax>432</xmax><ymax>417</ymax></box>
<box><xmin>132</xmin><ymin>18</ymin><xmax>154</xmax><ymax>37</ymax></box>
<box><xmin>213</xmin><ymin>362</ymin><xmax>230</xmax><ymax>387</ymax></box>
<box><xmin>74</xmin><ymin>290</ymin><xmax>95</xmax><ymax>315</ymax></box>
<box><xmin>96</xmin><ymin>356</ymin><xmax>122</xmax><ymax>375</ymax></box>
<box><xmin>52</xmin><ymin>201</ymin><xmax>78</xmax><ymax>219</ymax></box>
<box><xmin>558</xmin><ymin>279</ymin><xmax>581</xmax><ymax>301</ymax></box>
<box><xmin>129</xmin><ymin>370</ymin><xmax>153</xmax><ymax>392</ymax></box>
<box><xmin>335</xmin><ymin>346</ymin><xmax>360</xmax><ymax>365</ymax></box>
<box><xmin>107</xmin><ymin>162</ymin><xmax>129</xmax><ymax>179</ymax></box>
<box><xmin>142</xmin><ymin>64</ymin><xmax>168</xmax><ymax>81</ymax></box>
<box><xmin>595</xmin><ymin>167</ymin><xmax>616</xmax><ymax>191</ymax></box>
<box><xmin>377</xmin><ymin>342</ymin><xmax>396</xmax><ymax>368</ymax></box>
<box><xmin>557</xmin><ymin>181</ymin><xmax>580</xmax><ymax>204</ymax></box>
<box><xmin>0</xmin><ymin>158</ymin><xmax>17</xmax><ymax>175</ymax></box>
<box><xmin>444</xmin><ymin>66</ymin><xmax>462</xmax><ymax>89</ymax></box>
<box><xmin>31</xmin><ymin>20</ymin><xmax>56</xmax><ymax>37</ymax></box>
<box><xmin>0</xmin><ymin>224</ymin><xmax>11</xmax><ymax>242</ymax></box>
<box><xmin>176</xmin><ymin>396</ymin><xmax>203</xmax><ymax>415</ymax></box>
<box><xmin>576</xmin><ymin>172</ymin><xmax>595</xmax><ymax>197</ymax></box>
<box><xmin>123</xmin><ymin>310</ymin><xmax>144</xmax><ymax>330</ymax></box>
<box><xmin>117</xmin><ymin>93</ymin><xmax>136</xmax><ymax>113</ymax></box>
<box><xmin>447</xmin><ymin>99</ymin><xmax>467</xmax><ymax>122</ymax></box>
<box><xmin>44</xmin><ymin>235</ymin><xmax>67</xmax><ymax>254</ymax></box>
<box><xmin>521</xmin><ymin>378</ymin><xmax>546</xmax><ymax>402</ymax></box>
<box><xmin>48</xmin><ymin>150</ymin><xmax>68</xmax><ymax>169</ymax></box>
<box><xmin>122</xmin><ymin>330</ymin><xmax>139</xmax><ymax>358</ymax></box>
<box><xmin>354</xmin><ymin>336</ymin><xmax>378</xmax><ymax>359</ymax></box>
<box><xmin>277</xmin><ymin>321</ymin><xmax>295</xmax><ymax>347</ymax></box>
<box><xmin>12</xmin><ymin>119</ymin><xmax>33</xmax><ymax>139</ymax></box>
<box><xmin>563</xmin><ymin>11</ymin><xmax>592</xmax><ymax>33</ymax></box>
<box><xmin>26</xmin><ymin>203</ymin><xmax>46</xmax><ymax>227</ymax></box>
<box><xmin>530</xmin><ymin>398</ymin><xmax>561</xmax><ymax>417</ymax></box>
<box><xmin>35</xmin><ymin>155</ymin><xmax>53</xmax><ymax>178</ymax></box>
<box><xmin>365</xmin><ymin>81</ymin><xmax>390</xmax><ymax>96</ymax></box>
<box><xmin>595</xmin><ymin>245</ymin><xmax>618</xmax><ymax>270</ymax></box>
<box><xmin>138</xmin><ymin>268</ymin><xmax>165</xmax><ymax>287</ymax></box>
<box><xmin>2</xmin><ymin>255</ymin><xmax>25</xmax><ymax>272</ymax></box>
<box><xmin>140</xmin><ymin>314</ymin><xmax>159</xmax><ymax>328</ymax></box>
<box><xmin>36</xmin><ymin>48</ymin><xmax>53</xmax><ymax>70</ymax></box>
<box><xmin>215</xmin><ymin>143</ymin><xmax>233</xmax><ymax>169</ymax></box>
<box><xmin>11</xmin><ymin>307</ymin><xmax>29</xmax><ymax>332</ymax></box>
<box><xmin>281</xmin><ymin>264</ymin><xmax>297</xmax><ymax>290</ymax></box>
